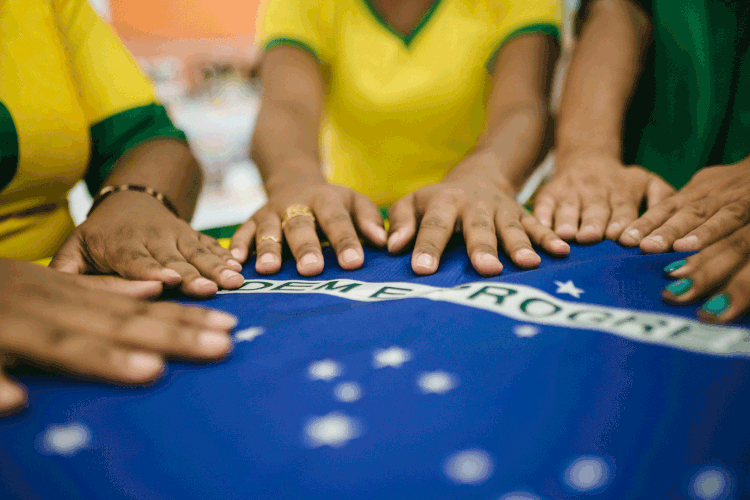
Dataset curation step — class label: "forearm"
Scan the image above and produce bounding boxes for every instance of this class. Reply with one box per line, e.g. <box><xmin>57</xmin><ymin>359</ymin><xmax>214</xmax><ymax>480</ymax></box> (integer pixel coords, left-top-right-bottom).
<box><xmin>452</xmin><ymin>102</ymin><xmax>552</xmax><ymax>193</ymax></box>
<box><xmin>251</xmin><ymin>103</ymin><xmax>325</xmax><ymax>195</ymax></box>
<box><xmin>251</xmin><ymin>47</ymin><xmax>327</xmax><ymax>197</ymax></box>
<box><xmin>556</xmin><ymin>0</ymin><xmax>652</xmax><ymax>159</ymax></box>
<box><xmin>101</xmin><ymin>138</ymin><xmax>203</xmax><ymax>221</ymax></box>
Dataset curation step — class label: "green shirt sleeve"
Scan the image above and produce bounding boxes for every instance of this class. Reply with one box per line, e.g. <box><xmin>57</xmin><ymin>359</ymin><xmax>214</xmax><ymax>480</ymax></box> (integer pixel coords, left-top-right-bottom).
<box><xmin>85</xmin><ymin>103</ymin><xmax>187</xmax><ymax>195</ymax></box>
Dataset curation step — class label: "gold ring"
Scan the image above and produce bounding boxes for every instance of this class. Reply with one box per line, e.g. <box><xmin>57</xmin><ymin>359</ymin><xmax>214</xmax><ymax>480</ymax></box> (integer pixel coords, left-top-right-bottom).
<box><xmin>280</xmin><ymin>204</ymin><xmax>316</xmax><ymax>230</ymax></box>
<box><xmin>259</xmin><ymin>235</ymin><xmax>280</xmax><ymax>243</ymax></box>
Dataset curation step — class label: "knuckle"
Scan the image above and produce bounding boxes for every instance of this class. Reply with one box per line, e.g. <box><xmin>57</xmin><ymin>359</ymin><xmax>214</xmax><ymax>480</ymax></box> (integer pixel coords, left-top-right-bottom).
<box><xmin>322</xmin><ymin>212</ymin><xmax>351</xmax><ymax>227</ymax></box>
<box><xmin>415</xmin><ymin>239</ymin><xmax>441</xmax><ymax>254</ymax></box>
<box><xmin>723</xmin><ymin>200</ymin><xmax>750</xmax><ymax>223</ymax></box>
<box><xmin>472</xmin><ymin>243</ymin><xmax>496</xmax><ymax>255</ymax></box>
<box><xmin>420</xmin><ymin>216</ymin><xmax>451</xmax><ymax>231</ymax></box>
<box><xmin>295</xmin><ymin>242</ymin><xmax>319</xmax><ymax>256</ymax></box>
<box><xmin>333</xmin><ymin>236</ymin><xmax>359</xmax><ymax>249</ymax></box>
<box><xmin>683</xmin><ymin>202</ymin><xmax>710</xmax><ymax>220</ymax></box>
<box><xmin>285</xmin><ymin>216</ymin><xmax>312</xmax><ymax>232</ymax></box>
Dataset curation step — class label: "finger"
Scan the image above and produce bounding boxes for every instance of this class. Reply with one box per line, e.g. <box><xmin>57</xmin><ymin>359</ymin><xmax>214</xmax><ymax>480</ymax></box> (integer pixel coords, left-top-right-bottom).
<box><xmin>33</xmin><ymin>303</ymin><xmax>232</xmax><ymax>359</ymax></box>
<box><xmin>698</xmin><ymin>262</ymin><xmax>750</xmax><ymax>323</ymax></box>
<box><xmin>229</xmin><ymin>218</ymin><xmax>257</xmax><ymax>263</ymax></box>
<box><xmin>521</xmin><ymin>212</ymin><xmax>570</xmax><ymax>256</ymax></box>
<box><xmin>0</xmin><ymin>318</ymin><xmax>164</xmax><ymax>384</ymax></box>
<box><xmin>49</xmin><ymin>234</ymin><xmax>88</xmax><ymax>274</ymax></box>
<box><xmin>640</xmin><ymin>199</ymin><xmax>721</xmax><ymax>254</ymax></box>
<box><xmin>387</xmin><ymin>194</ymin><xmax>417</xmax><ymax>254</ymax></box>
<box><xmin>0</xmin><ymin>370</ymin><xmax>27</xmax><ymax>416</ymax></box>
<box><xmin>532</xmin><ymin>191</ymin><xmax>557</xmax><ymax>229</ymax></box>
<box><xmin>200</xmin><ymin>234</ymin><xmax>242</xmax><ymax>272</ymax></box>
<box><xmin>496</xmin><ymin>209</ymin><xmax>540</xmax><ymax>269</ymax></box>
<box><xmin>313</xmin><ymin>197</ymin><xmax>364</xmax><ymax>271</ymax></box>
<box><xmin>576</xmin><ymin>191</ymin><xmax>611</xmax><ymax>244</ymax></box>
<box><xmin>254</xmin><ymin>214</ymin><xmax>284</xmax><ymax>275</ymax></box>
<box><xmin>69</xmin><ymin>274</ymin><xmax>164</xmax><ymax>299</ymax></box>
<box><xmin>673</xmin><ymin>199</ymin><xmax>750</xmax><ymax>252</ymax></box>
<box><xmin>145</xmin><ymin>243</ymin><xmax>216</xmax><ymax>297</ymax></box>
<box><xmin>605</xmin><ymin>192</ymin><xmax>640</xmax><ymax>240</ymax></box>
<box><xmin>412</xmin><ymin>202</ymin><xmax>459</xmax><ymax>275</ymax></box>
<box><xmin>662</xmin><ymin>226</ymin><xmax>750</xmax><ymax>311</ymax></box>
<box><xmin>105</xmin><ymin>242</ymin><xmax>183</xmax><ymax>286</ymax></box>
<box><xmin>463</xmin><ymin>202</ymin><xmax>502</xmax><ymax>276</ymax></box>
<box><xmin>282</xmin><ymin>211</ymin><xmax>324</xmax><ymax>276</ymax></box>
<box><xmin>619</xmin><ymin>196</ymin><xmax>682</xmax><ymax>247</ymax></box>
<box><xmin>553</xmin><ymin>195</ymin><xmax>580</xmax><ymax>240</ymax></box>
<box><xmin>352</xmin><ymin>193</ymin><xmax>387</xmax><ymax>248</ymax></box>
<box><xmin>175</xmin><ymin>235</ymin><xmax>244</xmax><ymax>293</ymax></box>
<box><xmin>645</xmin><ymin>175</ymin><xmax>676</xmax><ymax>208</ymax></box>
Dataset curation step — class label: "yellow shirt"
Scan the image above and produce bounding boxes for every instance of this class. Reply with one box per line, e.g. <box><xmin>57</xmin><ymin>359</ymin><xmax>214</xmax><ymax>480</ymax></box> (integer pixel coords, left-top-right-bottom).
<box><xmin>257</xmin><ymin>0</ymin><xmax>560</xmax><ymax>206</ymax></box>
<box><xmin>0</xmin><ymin>0</ymin><xmax>186</xmax><ymax>260</ymax></box>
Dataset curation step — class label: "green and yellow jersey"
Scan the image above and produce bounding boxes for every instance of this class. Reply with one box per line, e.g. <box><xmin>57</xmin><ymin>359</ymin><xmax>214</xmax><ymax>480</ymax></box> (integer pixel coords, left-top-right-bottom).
<box><xmin>257</xmin><ymin>0</ymin><xmax>561</xmax><ymax>207</ymax></box>
<box><xmin>0</xmin><ymin>0</ymin><xmax>186</xmax><ymax>260</ymax></box>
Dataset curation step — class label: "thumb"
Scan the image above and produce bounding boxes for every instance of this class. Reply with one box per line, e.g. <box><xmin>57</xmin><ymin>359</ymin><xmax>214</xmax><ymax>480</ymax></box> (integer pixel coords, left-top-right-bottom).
<box><xmin>646</xmin><ymin>174</ymin><xmax>676</xmax><ymax>209</ymax></box>
<box><xmin>386</xmin><ymin>194</ymin><xmax>417</xmax><ymax>254</ymax></box>
<box><xmin>49</xmin><ymin>233</ymin><xmax>90</xmax><ymax>274</ymax></box>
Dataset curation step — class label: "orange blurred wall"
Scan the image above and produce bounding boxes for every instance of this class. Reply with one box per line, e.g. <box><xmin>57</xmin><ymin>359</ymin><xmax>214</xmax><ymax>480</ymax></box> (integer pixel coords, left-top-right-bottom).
<box><xmin>111</xmin><ymin>0</ymin><xmax>261</xmax><ymax>39</ymax></box>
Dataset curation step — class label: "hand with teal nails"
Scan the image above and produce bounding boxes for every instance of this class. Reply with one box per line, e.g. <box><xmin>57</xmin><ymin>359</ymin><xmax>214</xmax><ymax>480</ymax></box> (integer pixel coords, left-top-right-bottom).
<box><xmin>662</xmin><ymin>224</ymin><xmax>750</xmax><ymax>323</ymax></box>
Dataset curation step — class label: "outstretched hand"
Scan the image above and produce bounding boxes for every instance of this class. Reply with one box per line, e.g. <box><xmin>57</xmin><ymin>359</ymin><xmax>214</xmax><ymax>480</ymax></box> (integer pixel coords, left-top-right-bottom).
<box><xmin>388</xmin><ymin>176</ymin><xmax>569</xmax><ymax>276</ymax></box>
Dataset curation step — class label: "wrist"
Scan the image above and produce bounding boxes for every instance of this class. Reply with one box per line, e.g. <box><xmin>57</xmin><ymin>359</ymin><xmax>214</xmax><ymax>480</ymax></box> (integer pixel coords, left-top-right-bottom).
<box><xmin>88</xmin><ymin>189</ymin><xmax>177</xmax><ymax>219</ymax></box>
<box><xmin>445</xmin><ymin>151</ymin><xmax>519</xmax><ymax>195</ymax></box>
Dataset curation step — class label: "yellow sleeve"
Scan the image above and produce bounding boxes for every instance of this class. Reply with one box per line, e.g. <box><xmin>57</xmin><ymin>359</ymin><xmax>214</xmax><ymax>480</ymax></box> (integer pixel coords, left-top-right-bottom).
<box><xmin>51</xmin><ymin>0</ymin><xmax>187</xmax><ymax>194</ymax></box>
<box><xmin>256</xmin><ymin>0</ymin><xmax>335</xmax><ymax>65</ymax></box>
<box><xmin>487</xmin><ymin>0</ymin><xmax>562</xmax><ymax>69</ymax></box>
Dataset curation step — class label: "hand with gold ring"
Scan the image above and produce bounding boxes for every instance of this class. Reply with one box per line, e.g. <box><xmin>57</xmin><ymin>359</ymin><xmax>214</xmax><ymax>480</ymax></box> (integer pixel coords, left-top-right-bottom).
<box><xmin>229</xmin><ymin>181</ymin><xmax>387</xmax><ymax>276</ymax></box>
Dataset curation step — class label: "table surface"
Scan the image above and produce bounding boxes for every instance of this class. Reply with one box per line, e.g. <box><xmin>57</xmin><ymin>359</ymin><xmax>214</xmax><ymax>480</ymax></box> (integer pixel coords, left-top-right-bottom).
<box><xmin>2</xmin><ymin>240</ymin><xmax>749</xmax><ymax>500</ymax></box>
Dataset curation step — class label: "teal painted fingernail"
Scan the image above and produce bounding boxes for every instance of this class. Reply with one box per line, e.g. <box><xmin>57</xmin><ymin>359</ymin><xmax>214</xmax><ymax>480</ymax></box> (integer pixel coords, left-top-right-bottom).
<box><xmin>702</xmin><ymin>294</ymin><xmax>730</xmax><ymax>316</ymax></box>
<box><xmin>665</xmin><ymin>278</ymin><xmax>693</xmax><ymax>296</ymax></box>
<box><xmin>663</xmin><ymin>259</ymin><xmax>687</xmax><ymax>274</ymax></box>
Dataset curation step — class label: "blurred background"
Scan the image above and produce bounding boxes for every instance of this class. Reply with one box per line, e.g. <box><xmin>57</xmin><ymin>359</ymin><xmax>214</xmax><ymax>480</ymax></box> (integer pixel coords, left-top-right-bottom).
<box><xmin>71</xmin><ymin>0</ymin><xmax>581</xmax><ymax>231</ymax></box>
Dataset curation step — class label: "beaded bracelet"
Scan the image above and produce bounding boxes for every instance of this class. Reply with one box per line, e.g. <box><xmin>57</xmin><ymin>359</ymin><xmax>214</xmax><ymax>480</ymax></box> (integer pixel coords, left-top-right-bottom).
<box><xmin>87</xmin><ymin>185</ymin><xmax>180</xmax><ymax>218</ymax></box>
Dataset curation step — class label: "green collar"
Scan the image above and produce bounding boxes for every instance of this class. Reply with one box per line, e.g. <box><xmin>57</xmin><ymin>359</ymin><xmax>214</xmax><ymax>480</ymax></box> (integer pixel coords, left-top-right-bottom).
<box><xmin>361</xmin><ymin>0</ymin><xmax>443</xmax><ymax>47</ymax></box>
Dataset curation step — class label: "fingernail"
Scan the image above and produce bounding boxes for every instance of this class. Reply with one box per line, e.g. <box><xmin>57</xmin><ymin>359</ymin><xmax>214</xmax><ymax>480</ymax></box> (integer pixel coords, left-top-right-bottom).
<box><xmin>416</xmin><ymin>253</ymin><xmax>434</xmax><ymax>269</ymax></box>
<box><xmin>665</xmin><ymin>278</ymin><xmax>693</xmax><ymax>296</ymax></box>
<box><xmin>477</xmin><ymin>252</ymin><xmax>498</xmax><ymax>265</ymax></box>
<box><xmin>206</xmin><ymin>311</ymin><xmax>238</xmax><ymax>330</ymax></box>
<box><xmin>220</xmin><ymin>269</ymin><xmax>243</xmax><ymax>281</ymax></box>
<box><xmin>0</xmin><ymin>385</ymin><xmax>24</xmax><ymax>407</ymax></box>
<box><xmin>227</xmin><ymin>259</ymin><xmax>242</xmax><ymax>271</ymax></box>
<box><xmin>195</xmin><ymin>278</ymin><xmax>215</xmax><ymax>289</ymax></box>
<box><xmin>516</xmin><ymin>249</ymin><xmax>539</xmax><ymax>261</ymax></box>
<box><xmin>230</xmin><ymin>249</ymin><xmax>242</xmax><ymax>260</ymax></box>
<box><xmin>387</xmin><ymin>230</ymin><xmax>403</xmax><ymax>249</ymax></box>
<box><xmin>702</xmin><ymin>294</ymin><xmax>730</xmax><ymax>316</ymax></box>
<box><xmin>128</xmin><ymin>353</ymin><xmax>163</xmax><ymax>374</ymax></box>
<box><xmin>625</xmin><ymin>229</ymin><xmax>641</xmax><ymax>243</ymax></box>
<box><xmin>299</xmin><ymin>253</ymin><xmax>319</xmax><ymax>267</ymax></box>
<box><xmin>162</xmin><ymin>269</ymin><xmax>181</xmax><ymax>280</ymax></box>
<box><xmin>341</xmin><ymin>249</ymin><xmax>360</xmax><ymax>264</ymax></box>
<box><xmin>558</xmin><ymin>224</ymin><xmax>576</xmax><ymax>235</ymax></box>
<box><xmin>679</xmin><ymin>235</ymin><xmax>700</xmax><ymax>250</ymax></box>
<box><xmin>198</xmin><ymin>331</ymin><xmax>231</xmax><ymax>353</ymax></box>
<box><xmin>553</xmin><ymin>240</ymin><xmax>570</xmax><ymax>252</ymax></box>
<box><xmin>373</xmin><ymin>225</ymin><xmax>387</xmax><ymax>242</ymax></box>
<box><xmin>663</xmin><ymin>259</ymin><xmax>687</xmax><ymax>274</ymax></box>
<box><xmin>581</xmin><ymin>225</ymin><xmax>596</xmax><ymax>234</ymax></box>
<box><xmin>607</xmin><ymin>222</ymin><xmax>622</xmax><ymax>234</ymax></box>
<box><xmin>645</xmin><ymin>235</ymin><xmax>666</xmax><ymax>248</ymax></box>
<box><xmin>257</xmin><ymin>253</ymin><xmax>277</xmax><ymax>266</ymax></box>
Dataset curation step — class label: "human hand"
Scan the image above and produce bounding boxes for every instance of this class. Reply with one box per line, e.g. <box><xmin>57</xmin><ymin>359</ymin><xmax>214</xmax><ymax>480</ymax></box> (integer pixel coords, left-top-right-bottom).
<box><xmin>387</xmin><ymin>176</ymin><xmax>570</xmax><ymax>276</ymax></box>
<box><xmin>229</xmin><ymin>181</ymin><xmax>387</xmax><ymax>276</ymax></box>
<box><xmin>50</xmin><ymin>191</ymin><xmax>245</xmax><ymax>298</ymax></box>
<box><xmin>661</xmin><ymin>223</ymin><xmax>750</xmax><ymax>323</ymax></box>
<box><xmin>0</xmin><ymin>258</ymin><xmax>236</xmax><ymax>415</ymax></box>
<box><xmin>619</xmin><ymin>160</ymin><xmax>750</xmax><ymax>253</ymax></box>
<box><xmin>534</xmin><ymin>151</ymin><xmax>674</xmax><ymax>243</ymax></box>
